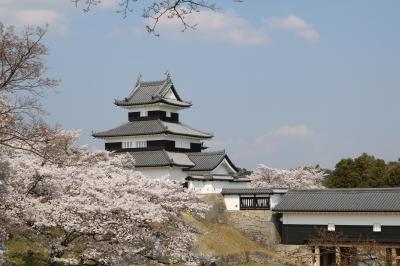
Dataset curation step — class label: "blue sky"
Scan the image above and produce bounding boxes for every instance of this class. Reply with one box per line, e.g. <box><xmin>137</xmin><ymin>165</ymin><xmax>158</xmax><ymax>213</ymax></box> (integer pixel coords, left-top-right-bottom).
<box><xmin>2</xmin><ymin>0</ymin><xmax>400</xmax><ymax>169</ymax></box>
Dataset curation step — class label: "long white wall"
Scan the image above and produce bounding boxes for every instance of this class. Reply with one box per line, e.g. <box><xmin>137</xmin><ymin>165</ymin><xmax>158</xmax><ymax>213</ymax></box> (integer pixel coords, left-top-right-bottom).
<box><xmin>283</xmin><ymin>212</ymin><xmax>400</xmax><ymax>226</ymax></box>
<box><xmin>188</xmin><ymin>180</ymin><xmax>248</xmax><ymax>194</ymax></box>
<box><xmin>224</xmin><ymin>195</ymin><xmax>240</xmax><ymax>210</ymax></box>
<box><xmin>224</xmin><ymin>193</ymin><xmax>284</xmax><ymax>211</ymax></box>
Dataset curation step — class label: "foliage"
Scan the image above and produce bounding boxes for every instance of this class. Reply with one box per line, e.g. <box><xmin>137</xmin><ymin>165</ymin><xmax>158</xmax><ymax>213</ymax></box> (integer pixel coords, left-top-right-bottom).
<box><xmin>237</xmin><ymin>168</ymin><xmax>253</xmax><ymax>177</ymax></box>
<box><xmin>250</xmin><ymin>164</ymin><xmax>327</xmax><ymax>189</ymax></box>
<box><xmin>325</xmin><ymin>153</ymin><xmax>400</xmax><ymax>188</ymax></box>
<box><xmin>1</xmin><ymin>135</ymin><xmax>209</xmax><ymax>265</ymax></box>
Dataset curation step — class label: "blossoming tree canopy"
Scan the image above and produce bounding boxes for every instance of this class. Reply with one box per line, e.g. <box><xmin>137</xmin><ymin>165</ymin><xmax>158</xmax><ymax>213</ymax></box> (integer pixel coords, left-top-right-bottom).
<box><xmin>1</xmin><ymin>139</ymin><xmax>208</xmax><ymax>264</ymax></box>
<box><xmin>250</xmin><ymin>164</ymin><xmax>327</xmax><ymax>189</ymax></box>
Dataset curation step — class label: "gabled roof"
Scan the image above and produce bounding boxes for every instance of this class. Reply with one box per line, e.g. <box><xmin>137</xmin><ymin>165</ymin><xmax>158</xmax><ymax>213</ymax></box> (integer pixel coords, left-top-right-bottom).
<box><xmin>184</xmin><ymin>151</ymin><xmax>239</xmax><ymax>172</ymax></box>
<box><xmin>92</xmin><ymin>120</ymin><xmax>213</xmax><ymax>139</ymax></box>
<box><xmin>114</xmin><ymin>76</ymin><xmax>192</xmax><ymax>107</ymax></box>
<box><xmin>127</xmin><ymin>150</ymin><xmax>240</xmax><ymax>175</ymax></box>
<box><xmin>273</xmin><ymin>188</ymin><xmax>400</xmax><ymax>212</ymax></box>
<box><xmin>129</xmin><ymin>150</ymin><xmax>195</xmax><ymax>168</ymax></box>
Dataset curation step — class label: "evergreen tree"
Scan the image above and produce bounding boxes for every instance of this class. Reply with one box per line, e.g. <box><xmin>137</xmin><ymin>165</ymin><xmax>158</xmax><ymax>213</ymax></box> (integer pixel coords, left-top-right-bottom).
<box><xmin>325</xmin><ymin>153</ymin><xmax>400</xmax><ymax>188</ymax></box>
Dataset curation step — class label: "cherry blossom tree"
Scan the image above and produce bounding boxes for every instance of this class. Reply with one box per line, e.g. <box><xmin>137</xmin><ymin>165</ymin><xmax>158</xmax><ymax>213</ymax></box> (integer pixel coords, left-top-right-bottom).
<box><xmin>250</xmin><ymin>164</ymin><xmax>327</xmax><ymax>189</ymax></box>
<box><xmin>1</xmin><ymin>135</ymin><xmax>208</xmax><ymax>265</ymax></box>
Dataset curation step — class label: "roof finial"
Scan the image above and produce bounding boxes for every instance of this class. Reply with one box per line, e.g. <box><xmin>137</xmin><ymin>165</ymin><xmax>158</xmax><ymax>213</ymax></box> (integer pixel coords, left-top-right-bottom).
<box><xmin>164</xmin><ymin>70</ymin><xmax>171</xmax><ymax>80</ymax></box>
<box><xmin>135</xmin><ymin>73</ymin><xmax>142</xmax><ymax>87</ymax></box>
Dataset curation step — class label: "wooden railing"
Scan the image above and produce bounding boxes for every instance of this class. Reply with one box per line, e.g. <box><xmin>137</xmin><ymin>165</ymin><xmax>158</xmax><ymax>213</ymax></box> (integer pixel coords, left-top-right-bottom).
<box><xmin>240</xmin><ymin>197</ymin><xmax>270</xmax><ymax>210</ymax></box>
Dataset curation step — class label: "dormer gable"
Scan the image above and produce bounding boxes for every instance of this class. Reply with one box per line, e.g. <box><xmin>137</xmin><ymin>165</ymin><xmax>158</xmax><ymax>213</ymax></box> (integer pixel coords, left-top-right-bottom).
<box><xmin>212</xmin><ymin>158</ymin><xmax>238</xmax><ymax>175</ymax></box>
<box><xmin>114</xmin><ymin>75</ymin><xmax>192</xmax><ymax>108</ymax></box>
<box><xmin>164</xmin><ymin>87</ymin><xmax>178</xmax><ymax>100</ymax></box>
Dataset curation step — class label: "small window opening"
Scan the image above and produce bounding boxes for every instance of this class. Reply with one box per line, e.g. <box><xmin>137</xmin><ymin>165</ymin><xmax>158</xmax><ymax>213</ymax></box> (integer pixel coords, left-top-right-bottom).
<box><xmin>328</xmin><ymin>223</ymin><xmax>335</xmax><ymax>232</ymax></box>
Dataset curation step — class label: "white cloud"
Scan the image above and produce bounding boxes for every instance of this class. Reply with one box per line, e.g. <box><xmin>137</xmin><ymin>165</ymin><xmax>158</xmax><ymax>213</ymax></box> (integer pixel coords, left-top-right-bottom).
<box><xmin>264</xmin><ymin>14</ymin><xmax>320</xmax><ymax>43</ymax></box>
<box><xmin>272</xmin><ymin>125</ymin><xmax>314</xmax><ymax>138</ymax></box>
<box><xmin>0</xmin><ymin>0</ymin><xmax>72</xmax><ymax>35</ymax></box>
<box><xmin>255</xmin><ymin>125</ymin><xmax>314</xmax><ymax>144</ymax></box>
<box><xmin>204</xmin><ymin>126</ymin><xmax>320</xmax><ymax>169</ymax></box>
<box><xmin>155</xmin><ymin>10</ymin><xmax>270</xmax><ymax>46</ymax></box>
<box><xmin>15</xmin><ymin>9</ymin><xmax>67</xmax><ymax>34</ymax></box>
<box><xmin>98</xmin><ymin>0</ymin><xmax>120</xmax><ymax>9</ymax></box>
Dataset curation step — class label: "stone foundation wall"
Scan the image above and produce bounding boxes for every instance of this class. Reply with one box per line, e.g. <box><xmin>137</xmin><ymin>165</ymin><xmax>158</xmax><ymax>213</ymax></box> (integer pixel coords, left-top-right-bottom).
<box><xmin>198</xmin><ymin>194</ymin><xmax>282</xmax><ymax>248</ymax></box>
<box><xmin>225</xmin><ymin>210</ymin><xmax>281</xmax><ymax>247</ymax></box>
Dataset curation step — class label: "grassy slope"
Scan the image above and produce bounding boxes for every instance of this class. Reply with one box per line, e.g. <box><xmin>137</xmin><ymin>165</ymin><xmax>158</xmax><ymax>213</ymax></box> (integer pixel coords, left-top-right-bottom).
<box><xmin>184</xmin><ymin>214</ymin><xmax>291</xmax><ymax>265</ymax></box>
<box><xmin>5</xmin><ymin>238</ymin><xmax>49</xmax><ymax>266</ymax></box>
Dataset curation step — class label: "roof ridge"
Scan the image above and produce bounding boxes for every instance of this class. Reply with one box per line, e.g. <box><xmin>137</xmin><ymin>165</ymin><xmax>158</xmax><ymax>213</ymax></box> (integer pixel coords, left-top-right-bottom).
<box><xmin>161</xmin><ymin>149</ymin><xmax>173</xmax><ymax>164</ymax></box>
<box><xmin>291</xmin><ymin>187</ymin><xmax>400</xmax><ymax>192</ymax></box>
<box><xmin>126</xmin><ymin>78</ymin><xmax>169</xmax><ymax>101</ymax></box>
<box><xmin>157</xmin><ymin>119</ymin><xmax>169</xmax><ymax>130</ymax></box>
<box><xmin>140</xmin><ymin>79</ymin><xmax>168</xmax><ymax>85</ymax></box>
<box><xmin>159</xmin><ymin>79</ymin><xmax>173</xmax><ymax>98</ymax></box>
<box><xmin>92</xmin><ymin>121</ymin><xmax>131</xmax><ymax>136</ymax></box>
<box><xmin>176</xmin><ymin>121</ymin><xmax>213</xmax><ymax>137</ymax></box>
<box><xmin>186</xmin><ymin>150</ymin><xmax>226</xmax><ymax>156</ymax></box>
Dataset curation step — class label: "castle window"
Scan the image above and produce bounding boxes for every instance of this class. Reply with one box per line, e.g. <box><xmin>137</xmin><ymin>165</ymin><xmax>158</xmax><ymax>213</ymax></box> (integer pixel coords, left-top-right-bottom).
<box><xmin>122</xmin><ymin>141</ymin><xmax>147</xmax><ymax>149</ymax></box>
<box><xmin>373</xmin><ymin>223</ymin><xmax>381</xmax><ymax>232</ymax></box>
<box><xmin>327</xmin><ymin>223</ymin><xmax>335</xmax><ymax>232</ymax></box>
<box><xmin>122</xmin><ymin>141</ymin><xmax>131</xmax><ymax>149</ymax></box>
<box><xmin>175</xmin><ymin>140</ymin><xmax>190</xmax><ymax>149</ymax></box>
<box><xmin>136</xmin><ymin>140</ymin><xmax>147</xmax><ymax>148</ymax></box>
<box><xmin>140</xmin><ymin>111</ymin><xmax>148</xmax><ymax>117</ymax></box>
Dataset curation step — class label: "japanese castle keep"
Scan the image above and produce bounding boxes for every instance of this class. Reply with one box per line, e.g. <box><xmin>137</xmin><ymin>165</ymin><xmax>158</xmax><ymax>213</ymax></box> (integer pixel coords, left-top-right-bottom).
<box><xmin>93</xmin><ymin>74</ymin><xmax>249</xmax><ymax>193</ymax></box>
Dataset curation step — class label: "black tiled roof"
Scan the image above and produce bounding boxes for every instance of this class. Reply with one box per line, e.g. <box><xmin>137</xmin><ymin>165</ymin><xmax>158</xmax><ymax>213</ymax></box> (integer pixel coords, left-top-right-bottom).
<box><xmin>114</xmin><ymin>77</ymin><xmax>192</xmax><ymax>107</ymax></box>
<box><xmin>129</xmin><ymin>150</ymin><xmax>195</xmax><ymax>167</ymax></box>
<box><xmin>187</xmin><ymin>175</ymin><xmax>250</xmax><ymax>182</ymax></box>
<box><xmin>127</xmin><ymin>150</ymin><xmax>239</xmax><ymax>174</ymax></box>
<box><xmin>273</xmin><ymin>188</ymin><xmax>400</xmax><ymax>212</ymax></box>
<box><xmin>185</xmin><ymin>151</ymin><xmax>238</xmax><ymax>172</ymax></box>
<box><xmin>92</xmin><ymin>120</ymin><xmax>213</xmax><ymax>139</ymax></box>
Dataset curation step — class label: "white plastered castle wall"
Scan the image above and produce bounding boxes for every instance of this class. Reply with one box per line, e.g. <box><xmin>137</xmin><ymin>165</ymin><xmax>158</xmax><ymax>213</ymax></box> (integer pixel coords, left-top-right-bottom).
<box><xmin>224</xmin><ymin>194</ymin><xmax>240</xmax><ymax>210</ymax></box>
<box><xmin>282</xmin><ymin>212</ymin><xmax>400</xmax><ymax>226</ymax></box>
<box><xmin>270</xmin><ymin>194</ymin><xmax>284</xmax><ymax>209</ymax></box>
<box><xmin>224</xmin><ymin>193</ymin><xmax>285</xmax><ymax>211</ymax></box>
<box><xmin>188</xmin><ymin>180</ymin><xmax>248</xmax><ymax>194</ymax></box>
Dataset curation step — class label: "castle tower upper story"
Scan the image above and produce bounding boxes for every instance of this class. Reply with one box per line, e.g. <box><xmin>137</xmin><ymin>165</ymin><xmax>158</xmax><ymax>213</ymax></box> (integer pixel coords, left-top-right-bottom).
<box><xmin>92</xmin><ymin>74</ymin><xmax>213</xmax><ymax>153</ymax></box>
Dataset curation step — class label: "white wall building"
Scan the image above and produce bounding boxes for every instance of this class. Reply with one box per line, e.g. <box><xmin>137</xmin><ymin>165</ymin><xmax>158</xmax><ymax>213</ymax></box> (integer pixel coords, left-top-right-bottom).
<box><xmin>273</xmin><ymin>188</ymin><xmax>400</xmax><ymax>245</ymax></box>
<box><xmin>221</xmin><ymin>188</ymin><xmax>288</xmax><ymax>210</ymax></box>
<box><xmin>92</xmin><ymin>74</ymin><xmax>249</xmax><ymax>193</ymax></box>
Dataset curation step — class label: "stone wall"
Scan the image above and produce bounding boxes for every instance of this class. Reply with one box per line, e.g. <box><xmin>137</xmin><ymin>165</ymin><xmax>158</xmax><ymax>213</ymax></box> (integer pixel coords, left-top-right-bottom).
<box><xmin>225</xmin><ymin>210</ymin><xmax>281</xmax><ymax>247</ymax></box>
<box><xmin>198</xmin><ymin>194</ymin><xmax>281</xmax><ymax>247</ymax></box>
<box><xmin>217</xmin><ymin>251</ymin><xmax>288</xmax><ymax>266</ymax></box>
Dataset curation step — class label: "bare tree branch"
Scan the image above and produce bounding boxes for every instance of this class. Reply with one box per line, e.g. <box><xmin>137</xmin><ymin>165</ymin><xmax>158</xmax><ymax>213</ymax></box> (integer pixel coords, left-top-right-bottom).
<box><xmin>72</xmin><ymin>0</ymin><xmax>218</xmax><ymax>35</ymax></box>
<box><xmin>0</xmin><ymin>23</ymin><xmax>76</xmax><ymax>163</ymax></box>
